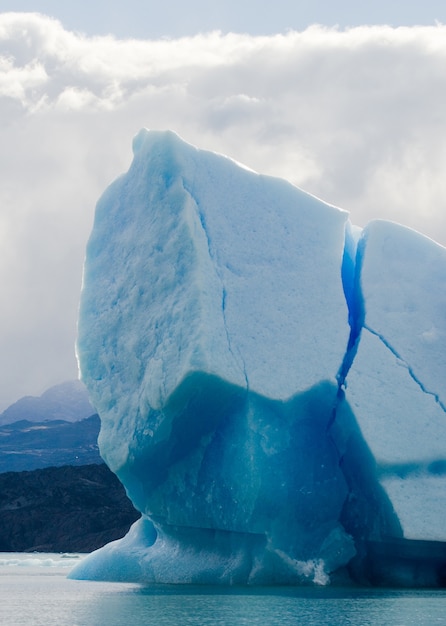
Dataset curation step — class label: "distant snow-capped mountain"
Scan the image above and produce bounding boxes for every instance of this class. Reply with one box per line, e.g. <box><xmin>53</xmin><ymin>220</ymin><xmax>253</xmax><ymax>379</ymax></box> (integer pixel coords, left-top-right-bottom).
<box><xmin>0</xmin><ymin>380</ymin><xmax>95</xmax><ymax>426</ymax></box>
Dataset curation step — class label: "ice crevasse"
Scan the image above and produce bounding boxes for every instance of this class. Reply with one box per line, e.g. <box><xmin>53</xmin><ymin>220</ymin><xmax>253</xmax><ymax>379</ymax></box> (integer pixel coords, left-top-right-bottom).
<box><xmin>70</xmin><ymin>129</ymin><xmax>446</xmax><ymax>587</ymax></box>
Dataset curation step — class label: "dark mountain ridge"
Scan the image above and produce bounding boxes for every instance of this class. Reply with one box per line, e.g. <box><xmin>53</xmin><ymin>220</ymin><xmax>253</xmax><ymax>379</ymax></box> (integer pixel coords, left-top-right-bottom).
<box><xmin>0</xmin><ymin>383</ymin><xmax>139</xmax><ymax>553</ymax></box>
<box><xmin>0</xmin><ymin>414</ymin><xmax>101</xmax><ymax>473</ymax></box>
<box><xmin>0</xmin><ymin>463</ymin><xmax>140</xmax><ymax>552</ymax></box>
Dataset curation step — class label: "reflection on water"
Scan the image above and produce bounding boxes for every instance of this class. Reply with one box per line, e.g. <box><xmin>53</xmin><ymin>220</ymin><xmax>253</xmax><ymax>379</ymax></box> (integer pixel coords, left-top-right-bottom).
<box><xmin>86</xmin><ymin>585</ymin><xmax>446</xmax><ymax>626</ymax></box>
<box><xmin>1</xmin><ymin>555</ymin><xmax>445</xmax><ymax>626</ymax></box>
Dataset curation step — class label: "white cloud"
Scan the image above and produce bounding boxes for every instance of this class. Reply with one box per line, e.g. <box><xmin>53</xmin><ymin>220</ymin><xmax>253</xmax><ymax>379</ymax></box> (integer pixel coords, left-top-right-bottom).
<box><xmin>1</xmin><ymin>12</ymin><xmax>446</xmax><ymax>409</ymax></box>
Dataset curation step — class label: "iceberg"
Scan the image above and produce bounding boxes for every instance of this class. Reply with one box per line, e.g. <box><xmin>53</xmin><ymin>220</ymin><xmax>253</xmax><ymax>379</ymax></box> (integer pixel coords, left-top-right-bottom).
<box><xmin>70</xmin><ymin>130</ymin><xmax>446</xmax><ymax>587</ymax></box>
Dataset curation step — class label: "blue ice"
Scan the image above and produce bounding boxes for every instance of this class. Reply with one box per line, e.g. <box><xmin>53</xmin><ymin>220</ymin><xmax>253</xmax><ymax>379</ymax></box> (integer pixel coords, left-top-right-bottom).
<box><xmin>70</xmin><ymin>130</ymin><xmax>446</xmax><ymax>587</ymax></box>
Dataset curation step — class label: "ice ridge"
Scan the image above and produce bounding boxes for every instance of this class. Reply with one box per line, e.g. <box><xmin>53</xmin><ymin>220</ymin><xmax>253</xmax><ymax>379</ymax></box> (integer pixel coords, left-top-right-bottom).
<box><xmin>181</xmin><ymin>175</ymin><xmax>248</xmax><ymax>391</ymax></box>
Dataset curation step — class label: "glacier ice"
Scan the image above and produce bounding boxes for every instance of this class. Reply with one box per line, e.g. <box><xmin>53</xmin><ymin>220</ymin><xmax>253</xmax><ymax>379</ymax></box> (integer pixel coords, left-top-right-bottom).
<box><xmin>345</xmin><ymin>221</ymin><xmax>446</xmax><ymax>547</ymax></box>
<box><xmin>70</xmin><ymin>129</ymin><xmax>446</xmax><ymax>587</ymax></box>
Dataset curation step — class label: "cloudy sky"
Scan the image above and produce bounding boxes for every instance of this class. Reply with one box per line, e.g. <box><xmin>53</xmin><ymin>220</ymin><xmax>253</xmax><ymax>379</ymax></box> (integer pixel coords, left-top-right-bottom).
<box><xmin>1</xmin><ymin>2</ymin><xmax>446</xmax><ymax>410</ymax></box>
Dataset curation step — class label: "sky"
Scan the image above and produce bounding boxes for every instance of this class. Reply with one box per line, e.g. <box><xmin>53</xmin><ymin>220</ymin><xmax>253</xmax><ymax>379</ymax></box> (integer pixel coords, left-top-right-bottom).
<box><xmin>2</xmin><ymin>1</ymin><xmax>446</xmax><ymax>38</ymax></box>
<box><xmin>1</xmin><ymin>2</ymin><xmax>446</xmax><ymax>410</ymax></box>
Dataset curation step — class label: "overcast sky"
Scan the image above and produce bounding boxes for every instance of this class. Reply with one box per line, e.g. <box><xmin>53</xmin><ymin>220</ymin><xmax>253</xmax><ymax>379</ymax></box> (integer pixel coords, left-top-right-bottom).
<box><xmin>2</xmin><ymin>1</ymin><xmax>446</xmax><ymax>37</ymax></box>
<box><xmin>1</xmin><ymin>4</ymin><xmax>446</xmax><ymax>410</ymax></box>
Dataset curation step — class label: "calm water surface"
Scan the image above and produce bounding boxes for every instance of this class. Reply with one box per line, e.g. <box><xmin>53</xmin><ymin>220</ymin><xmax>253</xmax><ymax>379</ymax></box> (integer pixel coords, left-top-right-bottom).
<box><xmin>0</xmin><ymin>553</ymin><xmax>445</xmax><ymax>626</ymax></box>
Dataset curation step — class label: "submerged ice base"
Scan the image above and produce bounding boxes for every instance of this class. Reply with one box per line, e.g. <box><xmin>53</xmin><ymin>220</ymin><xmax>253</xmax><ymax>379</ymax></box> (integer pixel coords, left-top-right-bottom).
<box><xmin>71</xmin><ymin>130</ymin><xmax>446</xmax><ymax>587</ymax></box>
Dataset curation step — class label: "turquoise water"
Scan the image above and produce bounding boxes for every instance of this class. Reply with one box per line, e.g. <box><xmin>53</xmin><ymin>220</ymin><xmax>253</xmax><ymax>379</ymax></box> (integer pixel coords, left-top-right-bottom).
<box><xmin>1</xmin><ymin>554</ymin><xmax>445</xmax><ymax>626</ymax></box>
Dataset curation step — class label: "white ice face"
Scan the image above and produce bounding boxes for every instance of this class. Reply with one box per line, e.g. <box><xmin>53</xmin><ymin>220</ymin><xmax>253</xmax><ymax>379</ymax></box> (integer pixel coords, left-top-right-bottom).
<box><xmin>346</xmin><ymin>221</ymin><xmax>446</xmax><ymax>542</ymax></box>
<box><xmin>71</xmin><ymin>129</ymin><xmax>446</xmax><ymax>587</ymax></box>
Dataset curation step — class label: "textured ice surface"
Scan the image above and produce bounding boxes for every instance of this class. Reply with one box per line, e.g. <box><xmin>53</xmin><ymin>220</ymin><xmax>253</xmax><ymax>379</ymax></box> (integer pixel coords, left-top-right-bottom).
<box><xmin>346</xmin><ymin>221</ymin><xmax>446</xmax><ymax>543</ymax></box>
<box><xmin>71</xmin><ymin>130</ymin><xmax>446</xmax><ymax>586</ymax></box>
